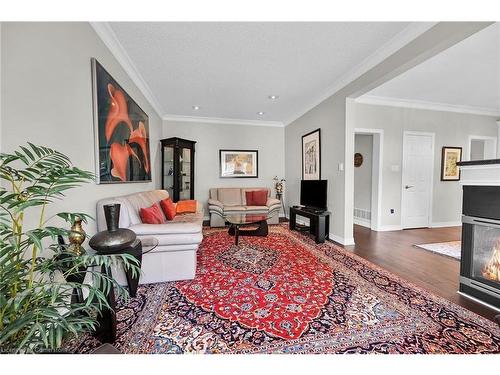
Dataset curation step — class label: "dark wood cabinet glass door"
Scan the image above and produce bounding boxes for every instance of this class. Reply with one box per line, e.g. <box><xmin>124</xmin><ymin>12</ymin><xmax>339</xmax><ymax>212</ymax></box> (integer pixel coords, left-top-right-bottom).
<box><xmin>160</xmin><ymin>138</ymin><xmax>196</xmax><ymax>202</ymax></box>
<box><xmin>163</xmin><ymin>145</ymin><xmax>175</xmax><ymax>199</ymax></box>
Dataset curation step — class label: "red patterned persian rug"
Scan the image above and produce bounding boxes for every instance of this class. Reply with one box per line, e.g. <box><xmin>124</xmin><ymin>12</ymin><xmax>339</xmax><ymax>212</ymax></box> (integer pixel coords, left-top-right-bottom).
<box><xmin>68</xmin><ymin>225</ymin><xmax>500</xmax><ymax>354</ymax></box>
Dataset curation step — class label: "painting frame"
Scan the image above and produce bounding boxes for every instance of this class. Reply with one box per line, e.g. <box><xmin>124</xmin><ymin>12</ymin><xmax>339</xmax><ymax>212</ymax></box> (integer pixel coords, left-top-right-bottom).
<box><xmin>302</xmin><ymin>128</ymin><xmax>321</xmax><ymax>180</ymax></box>
<box><xmin>219</xmin><ymin>149</ymin><xmax>259</xmax><ymax>178</ymax></box>
<box><xmin>441</xmin><ymin>146</ymin><xmax>462</xmax><ymax>181</ymax></box>
<box><xmin>91</xmin><ymin>58</ymin><xmax>152</xmax><ymax>184</ymax></box>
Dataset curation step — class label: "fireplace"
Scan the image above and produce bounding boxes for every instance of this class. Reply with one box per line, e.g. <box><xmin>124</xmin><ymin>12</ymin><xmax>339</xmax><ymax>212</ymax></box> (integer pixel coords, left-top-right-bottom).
<box><xmin>460</xmin><ymin>186</ymin><xmax>500</xmax><ymax>309</ymax></box>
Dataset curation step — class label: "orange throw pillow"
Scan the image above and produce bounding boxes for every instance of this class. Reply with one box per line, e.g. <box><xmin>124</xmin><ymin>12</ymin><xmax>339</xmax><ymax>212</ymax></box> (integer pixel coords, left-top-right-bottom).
<box><xmin>160</xmin><ymin>198</ymin><xmax>177</xmax><ymax>220</ymax></box>
<box><xmin>140</xmin><ymin>203</ymin><xmax>166</xmax><ymax>224</ymax></box>
<box><xmin>176</xmin><ymin>200</ymin><xmax>197</xmax><ymax>214</ymax></box>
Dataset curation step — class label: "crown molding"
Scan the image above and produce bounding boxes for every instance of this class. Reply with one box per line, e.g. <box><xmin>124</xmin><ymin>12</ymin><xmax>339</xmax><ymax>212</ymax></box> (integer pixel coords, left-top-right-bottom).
<box><xmin>355</xmin><ymin>95</ymin><xmax>500</xmax><ymax>117</ymax></box>
<box><xmin>90</xmin><ymin>22</ymin><xmax>164</xmax><ymax>118</ymax></box>
<box><xmin>283</xmin><ymin>22</ymin><xmax>437</xmax><ymax>126</ymax></box>
<box><xmin>163</xmin><ymin>114</ymin><xmax>284</xmax><ymax>127</ymax></box>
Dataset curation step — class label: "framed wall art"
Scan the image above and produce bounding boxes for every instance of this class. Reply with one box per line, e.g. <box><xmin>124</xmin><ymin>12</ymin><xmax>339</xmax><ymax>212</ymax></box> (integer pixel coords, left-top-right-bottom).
<box><xmin>92</xmin><ymin>58</ymin><xmax>151</xmax><ymax>184</ymax></box>
<box><xmin>219</xmin><ymin>150</ymin><xmax>258</xmax><ymax>178</ymax></box>
<box><xmin>441</xmin><ymin>146</ymin><xmax>462</xmax><ymax>181</ymax></box>
<box><xmin>302</xmin><ymin>128</ymin><xmax>321</xmax><ymax>180</ymax></box>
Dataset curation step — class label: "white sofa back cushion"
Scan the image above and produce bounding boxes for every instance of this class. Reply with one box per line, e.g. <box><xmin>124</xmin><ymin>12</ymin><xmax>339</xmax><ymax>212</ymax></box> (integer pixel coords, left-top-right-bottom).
<box><xmin>96</xmin><ymin>190</ymin><xmax>170</xmax><ymax>231</ymax></box>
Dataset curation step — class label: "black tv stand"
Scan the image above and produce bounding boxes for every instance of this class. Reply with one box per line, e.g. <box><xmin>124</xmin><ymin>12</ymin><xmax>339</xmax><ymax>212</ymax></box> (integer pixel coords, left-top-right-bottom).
<box><xmin>289</xmin><ymin>206</ymin><xmax>330</xmax><ymax>244</ymax></box>
<box><xmin>299</xmin><ymin>206</ymin><xmax>325</xmax><ymax>214</ymax></box>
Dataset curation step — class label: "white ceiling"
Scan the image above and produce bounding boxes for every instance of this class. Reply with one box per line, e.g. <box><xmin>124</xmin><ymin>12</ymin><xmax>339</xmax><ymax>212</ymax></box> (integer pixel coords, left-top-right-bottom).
<box><xmin>107</xmin><ymin>22</ymin><xmax>413</xmax><ymax>124</ymax></box>
<box><xmin>361</xmin><ymin>23</ymin><xmax>500</xmax><ymax>116</ymax></box>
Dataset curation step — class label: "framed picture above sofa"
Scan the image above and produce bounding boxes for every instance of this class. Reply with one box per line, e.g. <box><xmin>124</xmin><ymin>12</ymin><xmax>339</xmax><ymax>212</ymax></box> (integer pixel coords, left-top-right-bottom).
<box><xmin>219</xmin><ymin>150</ymin><xmax>258</xmax><ymax>178</ymax></box>
<box><xmin>91</xmin><ymin>58</ymin><xmax>151</xmax><ymax>184</ymax></box>
<box><xmin>302</xmin><ymin>128</ymin><xmax>321</xmax><ymax>180</ymax></box>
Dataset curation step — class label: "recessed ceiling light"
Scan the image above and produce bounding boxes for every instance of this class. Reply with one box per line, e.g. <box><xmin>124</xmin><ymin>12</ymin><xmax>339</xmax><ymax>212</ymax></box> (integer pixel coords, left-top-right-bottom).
<box><xmin>257</xmin><ymin>111</ymin><xmax>265</xmax><ymax>115</ymax></box>
<box><xmin>192</xmin><ymin>105</ymin><xmax>200</xmax><ymax>110</ymax></box>
<box><xmin>268</xmin><ymin>95</ymin><xmax>279</xmax><ymax>100</ymax></box>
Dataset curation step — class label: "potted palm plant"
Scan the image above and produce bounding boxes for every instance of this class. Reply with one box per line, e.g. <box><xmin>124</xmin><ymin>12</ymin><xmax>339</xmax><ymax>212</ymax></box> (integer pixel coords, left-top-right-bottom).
<box><xmin>0</xmin><ymin>143</ymin><xmax>140</xmax><ymax>353</ymax></box>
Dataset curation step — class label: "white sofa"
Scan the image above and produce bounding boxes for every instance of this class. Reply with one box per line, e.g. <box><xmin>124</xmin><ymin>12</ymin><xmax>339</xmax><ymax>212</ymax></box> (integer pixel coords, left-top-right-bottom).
<box><xmin>208</xmin><ymin>187</ymin><xmax>281</xmax><ymax>227</ymax></box>
<box><xmin>96</xmin><ymin>190</ymin><xmax>203</xmax><ymax>284</ymax></box>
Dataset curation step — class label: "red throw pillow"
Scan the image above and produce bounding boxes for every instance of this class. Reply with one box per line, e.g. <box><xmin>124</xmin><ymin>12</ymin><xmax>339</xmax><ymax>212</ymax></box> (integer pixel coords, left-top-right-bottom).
<box><xmin>160</xmin><ymin>198</ymin><xmax>177</xmax><ymax>220</ymax></box>
<box><xmin>253</xmin><ymin>190</ymin><xmax>268</xmax><ymax>205</ymax></box>
<box><xmin>140</xmin><ymin>203</ymin><xmax>166</xmax><ymax>224</ymax></box>
<box><xmin>246</xmin><ymin>190</ymin><xmax>268</xmax><ymax>206</ymax></box>
<box><xmin>245</xmin><ymin>191</ymin><xmax>255</xmax><ymax>205</ymax></box>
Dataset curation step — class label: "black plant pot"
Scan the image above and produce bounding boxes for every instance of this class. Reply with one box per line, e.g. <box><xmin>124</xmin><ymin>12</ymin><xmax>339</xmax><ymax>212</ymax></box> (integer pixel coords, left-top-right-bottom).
<box><xmin>89</xmin><ymin>204</ymin><xmax>137</xmax><ymax>253</ymax></box>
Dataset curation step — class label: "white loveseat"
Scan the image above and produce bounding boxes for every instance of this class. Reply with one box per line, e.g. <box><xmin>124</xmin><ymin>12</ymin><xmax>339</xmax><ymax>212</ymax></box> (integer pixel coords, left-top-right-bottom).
<box><xmin>96</xmin><ymin>190</ymin><xmax>203</xmax><ymax>284</ymax></box>
<box><xmin>208</xmin><ymin>187</ymin><xmax>281</xmax><ymax>227</ymax></box>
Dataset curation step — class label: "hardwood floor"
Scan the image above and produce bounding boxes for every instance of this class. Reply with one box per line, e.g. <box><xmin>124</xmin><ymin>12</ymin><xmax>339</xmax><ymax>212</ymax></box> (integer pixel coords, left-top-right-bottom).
<box><xmin>344</xmin><ymin>225</ymin><xmax>498</xmax><ymax>321</ymax></box>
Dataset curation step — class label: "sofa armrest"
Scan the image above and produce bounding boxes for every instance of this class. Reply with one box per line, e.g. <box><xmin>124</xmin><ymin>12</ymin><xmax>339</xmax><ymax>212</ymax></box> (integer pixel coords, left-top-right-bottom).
<box><xmin>208</xmin><ymin>198</ymin><xmax>224</xmax><ymax>209</ymax></box>
<box><xmin>266</xmin><ymin>198</ymin><xmax>280</xmax><ymax>207</ymax></box>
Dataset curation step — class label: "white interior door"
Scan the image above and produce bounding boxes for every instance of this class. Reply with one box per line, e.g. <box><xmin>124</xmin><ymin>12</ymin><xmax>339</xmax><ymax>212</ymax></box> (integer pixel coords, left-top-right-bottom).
<box><xmin>401</xmin><ymin>132</ymin><xmax>434</xmax><ymax>229</ymax></box>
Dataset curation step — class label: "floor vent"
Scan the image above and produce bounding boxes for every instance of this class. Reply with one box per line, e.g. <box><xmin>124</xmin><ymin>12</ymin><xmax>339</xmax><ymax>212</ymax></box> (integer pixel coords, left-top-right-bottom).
<box><xmin>354</xmin><ymin>208</ymin><xmax>371</xmax><ymax>221</ymax></box>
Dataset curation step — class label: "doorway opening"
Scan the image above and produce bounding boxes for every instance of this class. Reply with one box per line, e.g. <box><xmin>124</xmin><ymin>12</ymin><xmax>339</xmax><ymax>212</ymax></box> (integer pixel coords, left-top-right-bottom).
<box><xmin>353</xmin><ymin>128</ymin><xmax>383</xmax><ymax>232</ymax></box>
<box><xmin>467</xmin><ymin>136</ymin><xmax>497</xmax><ymax>161</ymax></box>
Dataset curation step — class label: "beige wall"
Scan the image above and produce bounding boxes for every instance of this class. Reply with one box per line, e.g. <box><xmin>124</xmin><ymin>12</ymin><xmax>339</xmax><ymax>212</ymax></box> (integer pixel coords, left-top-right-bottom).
<box><xmin>162</xmin><ymin>120</ymin><xmax>285</xmax><ymax>216</ymax></box>
<box><xmin>1</xmin><ymin>22</ymin><xmax>162</xmax><ymax>233</ymax></box>
<box><xmin>353</xmin><ymin>102</ymin><xmax>498</xmax><ymax>227</ymax></box>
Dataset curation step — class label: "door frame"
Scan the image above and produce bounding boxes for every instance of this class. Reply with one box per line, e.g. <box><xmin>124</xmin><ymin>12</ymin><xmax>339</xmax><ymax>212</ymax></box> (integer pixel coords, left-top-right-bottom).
<box><xmin>354</xmin><ymin>128</ymin><xmax>384</xmax><ymax>232</ymax></box>
<box><xmin>401</xmin><ymin>131</ymin><xmax>435</xmax><ymax>229</ymax></box>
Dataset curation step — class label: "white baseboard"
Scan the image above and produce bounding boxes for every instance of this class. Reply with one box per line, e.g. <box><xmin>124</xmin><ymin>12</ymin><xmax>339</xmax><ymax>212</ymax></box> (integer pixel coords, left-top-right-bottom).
<box><xmin>353</xmin><ymin>217</ymin><xmax>371</xmax><ymax>229</ymax></box>
<box><xmin>329</xmin><ymin>234</ymin><xmax>355</xmax><ymax>246</ymax></box>
<box><xmin>376</xmin><ymin>225</ymin><xmax>403</xmax><ymax>232</ymax></box>
<box><xmin>430</xmin><ymin>221</ymin><xmax>462</xmax><ymax>228</ymax></box>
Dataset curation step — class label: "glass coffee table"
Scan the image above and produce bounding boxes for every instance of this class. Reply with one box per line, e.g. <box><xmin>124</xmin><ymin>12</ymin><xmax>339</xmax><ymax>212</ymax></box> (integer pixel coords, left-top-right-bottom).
<box><xmin>224</xmin><ymin>211</ymin><xmax>279</xmax><ymax>245</ymax></box>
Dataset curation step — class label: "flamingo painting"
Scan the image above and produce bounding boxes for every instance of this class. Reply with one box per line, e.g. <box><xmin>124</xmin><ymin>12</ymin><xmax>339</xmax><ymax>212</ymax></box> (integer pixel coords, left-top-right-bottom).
<box><xmin>92</xmin><ymin>58</ymin><xmax>151</xmax><ymax>183</ymax></box>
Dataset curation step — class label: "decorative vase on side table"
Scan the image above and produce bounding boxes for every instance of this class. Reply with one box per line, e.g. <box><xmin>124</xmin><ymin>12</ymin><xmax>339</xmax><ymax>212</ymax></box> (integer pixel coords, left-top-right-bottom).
<box><xmin>89</xmin><ymin>204</ymin><xmax>136</xmax><ymax>252</ymax></box>
<box><xmin>89</xmin><ymin>203</ymin><xmax>140</xmax><ymax>343</ymax></box>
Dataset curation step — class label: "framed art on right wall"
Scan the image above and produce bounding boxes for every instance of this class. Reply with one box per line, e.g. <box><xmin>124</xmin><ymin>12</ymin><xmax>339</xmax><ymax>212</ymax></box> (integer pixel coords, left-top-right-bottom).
<box><xmin>441</xmin><ymin>146</ymin><xmax>462</xmax><ymax>181</ymax></box>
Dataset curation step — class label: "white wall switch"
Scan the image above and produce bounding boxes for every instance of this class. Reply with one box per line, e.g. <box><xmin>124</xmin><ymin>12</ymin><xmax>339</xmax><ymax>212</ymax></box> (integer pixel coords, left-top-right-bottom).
<box><xmin>338</xmin><ymin>162</ymin><xmax>344</xmax><ymax>171</ymax></box>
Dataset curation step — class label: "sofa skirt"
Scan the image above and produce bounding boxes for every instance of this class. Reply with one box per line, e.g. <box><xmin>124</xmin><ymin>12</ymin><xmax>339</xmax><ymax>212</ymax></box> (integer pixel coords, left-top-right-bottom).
<box><xmin>109</xmin><ymin>245</ymin><xmax>197</xmax><ymax>285</ymax></box>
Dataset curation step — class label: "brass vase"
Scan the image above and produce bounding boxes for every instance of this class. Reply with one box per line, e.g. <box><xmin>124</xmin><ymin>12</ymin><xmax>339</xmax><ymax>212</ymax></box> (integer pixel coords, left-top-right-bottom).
<box><xmin>68</xmin><ymin>216</ymin><xmax>86</xmax><ymax>256</ymax></box>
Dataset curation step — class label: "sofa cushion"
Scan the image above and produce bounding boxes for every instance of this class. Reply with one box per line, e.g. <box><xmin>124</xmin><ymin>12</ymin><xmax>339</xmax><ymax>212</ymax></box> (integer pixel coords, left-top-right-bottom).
<box><xmin>218</xmin><ymin>188</ymin><xmax>242</xmax><ymax>206</ymax></box>
<box><xmin>244</xmin><ymin>205</ymin><xmax>269</xmax><ymax>212</ymax></box>
<box><xmin>130</xmin><ymin>222</ymin><xmax>202</xmax><ymax>235</ymax></box>
<box><xmin>171</xmin><ymin>211</ymin><xmax>204</xmax><ymax>226</ymax></box>
<box><xmin>223</xmin><ymin>205</ymin><xmax>247</xmax><ymax>212</ymax></box>
<box><xmin>160</xmin><ymin>198</ymin><xmax>177</xmax><ymax>220</ymax></box>
<box><xmin>140</xmin><ymin>203</ymin><xmax>166</xmax><ymax>224</ymax></box>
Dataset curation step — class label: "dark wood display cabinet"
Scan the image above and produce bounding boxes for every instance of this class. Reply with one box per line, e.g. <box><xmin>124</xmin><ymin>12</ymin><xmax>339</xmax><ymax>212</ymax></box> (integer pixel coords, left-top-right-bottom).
<box><xmin>160</xmin><ymin>137</ymin><xmax>196</xmax><ymax>202</ymax></box>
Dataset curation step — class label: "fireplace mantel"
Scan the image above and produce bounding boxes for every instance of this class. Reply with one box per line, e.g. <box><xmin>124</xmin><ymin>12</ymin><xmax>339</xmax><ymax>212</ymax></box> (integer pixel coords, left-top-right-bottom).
<box><xmin>457</xmin><ymin>160</ymin><xmax>500</xmax><ymax>186</ymax></box>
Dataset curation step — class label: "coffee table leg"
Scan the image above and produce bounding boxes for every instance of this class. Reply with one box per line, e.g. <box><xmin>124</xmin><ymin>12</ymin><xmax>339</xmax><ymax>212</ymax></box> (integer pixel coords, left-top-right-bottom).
<box><xmin>235</xmin><ymin>226</ymin><xmax>239</xmax><ymax>245</ymax></box>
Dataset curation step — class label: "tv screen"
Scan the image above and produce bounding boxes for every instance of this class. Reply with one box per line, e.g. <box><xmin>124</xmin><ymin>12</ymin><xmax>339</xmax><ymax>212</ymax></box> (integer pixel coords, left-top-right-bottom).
<box><xmin>300</xmin><ymin>180</ymin><xmax>327</xmax><ymax>209</ymax></box>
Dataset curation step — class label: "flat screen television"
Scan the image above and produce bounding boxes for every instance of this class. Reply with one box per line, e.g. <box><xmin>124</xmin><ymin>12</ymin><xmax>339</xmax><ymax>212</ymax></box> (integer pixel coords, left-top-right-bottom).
<box><xmin>300</xmin><ymin>180</ymin><xmax>327</xmax><ymax>210</ymax></box>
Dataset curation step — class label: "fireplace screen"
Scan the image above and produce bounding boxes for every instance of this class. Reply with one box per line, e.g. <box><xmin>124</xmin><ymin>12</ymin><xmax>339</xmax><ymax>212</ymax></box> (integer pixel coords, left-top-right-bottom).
<box><xmin>472</xmin><ymin>225</ymin><xmax>500</xmax><ymax>284</ymax></box>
